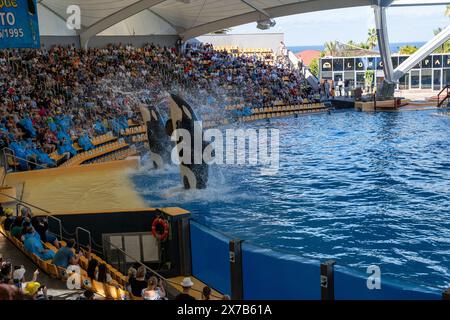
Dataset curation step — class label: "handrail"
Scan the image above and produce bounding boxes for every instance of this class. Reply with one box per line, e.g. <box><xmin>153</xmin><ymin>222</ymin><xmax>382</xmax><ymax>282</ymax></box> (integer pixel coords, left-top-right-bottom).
<box><xmin>437</xmin><ymin>85</ymin><xmax>450</xmax><ymax>108</ymax></box>
<box><xmin>2</xmin><ymin>148</ymin><xmax>49</xmax><ymax>170</ymax></box>
<box><xmin>48</xmin><ymin>215</ymin><xmax>63</xmax><ymax>242</ymax></box>
<box><xmin>75</xmin><ymin>227</ymin><xmax>92</xmax><ymax>252</ymax></box>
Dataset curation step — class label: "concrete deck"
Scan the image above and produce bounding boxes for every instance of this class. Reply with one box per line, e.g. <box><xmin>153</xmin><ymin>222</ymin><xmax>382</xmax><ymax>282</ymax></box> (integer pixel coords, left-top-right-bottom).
<box><xmin>2</xmin><ymin>158</ymin><xmax>147</xmax><ymax>215</ymax></box>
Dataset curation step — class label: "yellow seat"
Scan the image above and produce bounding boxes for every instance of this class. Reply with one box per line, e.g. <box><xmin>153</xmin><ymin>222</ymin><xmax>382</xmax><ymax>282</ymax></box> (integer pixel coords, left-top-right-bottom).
<box><xmin>105</xmin><ymin>284</ymin><xmax>119</xmax><ymax>300</ymax></box>
<box><xmin>58</xmin><ymin>266</ymin><xmax>68</xmax><ymax>280</ymax></box>
<box><xmin>92</xmin><ymin>280</ymin><xmax>106</xmax><ymax>297</ymax></box>
<box><xmin>46</xmin><ymin>262</ymin><xmax>60</xmax><ymax>279</ymax></box>
<box><xmin>130</xmin><ymin>292</ymin><xmax>143</xmax><ymax>300</ymax></box>
<box><xmin>79</xmin><ymin>256</ymin><xmax>89</xmax><ymax>270</ymax></box>
<box><xmin>81</xmin><ymin>275</ymin><xmax>92</xmax><ymax>289</ymax></box>
<box><xmin>117</xmin><ymin>288</ymin><xmax>129</xmax><ymax>300</ymax></box>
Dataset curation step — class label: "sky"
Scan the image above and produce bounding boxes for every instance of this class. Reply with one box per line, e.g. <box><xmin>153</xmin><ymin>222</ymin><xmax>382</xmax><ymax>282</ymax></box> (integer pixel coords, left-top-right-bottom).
<box><xmin>231</xmin><ymin>4</ymin><xmax>449</xmax><ymax>46</ymax></box>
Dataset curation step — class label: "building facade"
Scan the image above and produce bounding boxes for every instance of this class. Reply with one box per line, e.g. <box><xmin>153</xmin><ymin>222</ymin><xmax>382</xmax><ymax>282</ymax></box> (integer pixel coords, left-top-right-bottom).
<box><xmin>319</xmin><ymin>54</ymin><xmax>450</xmax><ymax>92</ymax></box>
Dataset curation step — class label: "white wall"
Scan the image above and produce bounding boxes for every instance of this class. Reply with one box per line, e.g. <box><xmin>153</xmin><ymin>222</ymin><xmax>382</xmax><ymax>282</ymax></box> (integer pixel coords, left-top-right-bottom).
<box><xmin>38</xmin><ymin>5</ymin><xmax>76</xmax><ymax>36</ymax></box>
<box><xmin>99</xmin><ymin>10</ymin><xmax>178</xmax><ymax>36</ymax></box>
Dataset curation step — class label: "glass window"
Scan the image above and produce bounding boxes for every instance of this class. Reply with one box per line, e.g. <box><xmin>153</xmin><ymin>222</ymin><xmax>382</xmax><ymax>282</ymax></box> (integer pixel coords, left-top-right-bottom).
<box><xmin>399</xmin><ymin>56</ymin><xmax>408</xmax><ymax>65</ymax></box>
<box><xmin>376</xmin><ymin>58</ymin><xmax>384</xmax><ymax>70</ymax></box>
<box><xmin>334</xmin><ymin>73</ymin><xmax>343</xmax><ymax>83</ymax></box>
<box><xmin>344</xmin><ymin>71</ymin><xmax>355</xmax><ymax>89</ymax></box>
<box><xmin>444</xmin><ymin>55</ymin><xmax>450</xmax><ymax>68</ymax></box>
<box><xmin>433</xmin><ymin>70</ymin><xmax>441</xmax><ymax>91</ymax></box>
<box><xmin>421</xmin><ymin>69</ymin><xmax>432</xmax><ymax>89</ymax></box>
<box><xmin>355</xmin><ymin>57</ymin><xmax>366</xmax><ymax>71</ymax></box>
<box><xmin>356</xmin><ymin>72</ymin><xmax>365</xmax><ymax>89</ymax></box>
<box><xmin>321</xmin><ymin>71</ymin><xmax>332</xmax><ymax>80</ymax></box>
<box><xmin>422</xmin><ymin>56</ymin><xmax>432</xmax><ymax>69</ymax></box>
<box><xmin>321</xmin><ymin>59</ymin><xmax>333</xmax><ymax>72</ymax></box>
<box><xmin>344</xmin><ymin>58</ymin><xmax>355</xmax><ymax>71</ymax></box>
<box><xmin>432</xmin><ymin>55</ymin><xmax>442</xmax><ymax>69</ymax></box>
<box><xmin>399</xmin><ymin>73</ymin><xmax>409</xmax><ymax>90</ymax></box>
<box><xmin>367</xmin><ymin>57</ymin><xmax>376</xmax><ymax>70</ymax></box>
<box><xmin>333</xmin><ymin>59</ymin><xmax>344</xmax><ymax>71</ymax></box>
<box><xmin>392</xmin><ymin>56</ymin><xmax>399</xmax><ymax>69</ymax></box>
<box><xmin>444</xmin><ymin>69</ymin><xmax>450</xmax><ymax>86</ymax></box>
<box><xmin>411</xmin><ymin>70</ymin><xmax>420</xmax><ymax>89</ymax></box>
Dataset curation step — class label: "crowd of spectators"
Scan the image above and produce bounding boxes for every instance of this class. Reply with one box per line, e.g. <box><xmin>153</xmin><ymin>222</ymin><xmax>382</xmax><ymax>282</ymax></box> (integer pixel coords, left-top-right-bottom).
<box><xmin>0</xmin><ymin>42</ymin><xmax>310</xmax><ymax>170</ymax></box>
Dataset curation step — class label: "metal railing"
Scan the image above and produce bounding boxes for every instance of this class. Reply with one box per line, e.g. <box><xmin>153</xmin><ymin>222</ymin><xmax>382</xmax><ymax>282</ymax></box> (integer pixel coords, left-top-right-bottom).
<box><xmin>75</xmin><ymin>227</ymin><xmax>92</xmax><ymax>252</ymax></box>
<box><xmin>2</xmin><ymin>148</ymin><xmax>49</xmax><ymax>172</ymax></box>
<box><xmin>437</xmin><ymin>84</ymin><xmax>450</xmax><ymax>107</ymax></box>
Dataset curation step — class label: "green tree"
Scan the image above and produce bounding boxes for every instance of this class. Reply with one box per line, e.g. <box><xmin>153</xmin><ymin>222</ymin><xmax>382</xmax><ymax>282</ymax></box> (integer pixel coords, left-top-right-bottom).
<box><xmin>446</xmin><ymin>5</ymin><xmax>450</xmax><ymax>17</ymax></box>
<box><xmin>399</xmin><ymin>45</ymin><xmax>419</xmax><ymax>55</ymax></box>
<box><xmin>366</xmin><ymin>28</ymin><xmax>378</xmax><ymax>50</ymax></box>
<box><xmin>309</xmin><ymin>58</ymin><xmax>319</xmax><ymax>78</ymax></box>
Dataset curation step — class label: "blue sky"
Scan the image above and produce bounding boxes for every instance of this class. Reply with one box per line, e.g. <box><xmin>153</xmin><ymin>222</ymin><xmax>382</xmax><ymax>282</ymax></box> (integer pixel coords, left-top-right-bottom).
<box><xmin>232</xmin><ymin>5</ymin><xmax>449</xmax><ymax>46</ymax></box>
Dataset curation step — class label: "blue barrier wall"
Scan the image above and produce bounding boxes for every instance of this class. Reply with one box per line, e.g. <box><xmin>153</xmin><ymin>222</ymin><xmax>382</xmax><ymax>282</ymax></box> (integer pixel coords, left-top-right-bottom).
<box><xmin>242</xmin><ymin>243</ymin><xmax>321</xmax><ymax>300</ymax></box>
<box><xmin>189</xmin><ymin>221</ymin><xmax>442</xmax><ymax>300</ymax></box>
<box><xmin>334</xmin><ymin>266</ymin><xmax>441</xmax><ymax>300</ymax></box>
<box><xmin>190</xmin><ymin>221</ymin><xmax>231</xmax><ymax>295</ymax></box>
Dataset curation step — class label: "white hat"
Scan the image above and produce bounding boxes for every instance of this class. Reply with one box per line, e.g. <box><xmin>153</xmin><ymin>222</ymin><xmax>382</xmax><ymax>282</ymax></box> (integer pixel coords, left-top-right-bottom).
<box><xmin>180</xmin><ymin>277</ymin><xmax>194</xmax><ymax>288</ymax></box>
<box><xmin>13</xmin><ymin>267</ymin><xmax>26</xmax><ymax>280</ymax></box>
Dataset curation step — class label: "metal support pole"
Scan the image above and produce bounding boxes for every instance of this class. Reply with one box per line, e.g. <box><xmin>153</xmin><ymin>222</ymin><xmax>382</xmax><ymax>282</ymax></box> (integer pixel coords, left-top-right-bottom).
<box><xmin>229</xmin><ymin>239</ymin><xmax>244</xmax><ymax>300</ymax></box>
<box><xmin>178</xmin><ymin>217</ymin><xmax>192</xmax><ymax>276</ymax></box>
<box><xmin>374</xmin><ymin>3</ymin><xmax>396</xmax><ymax>99</ymax></box>
<box><xmin>320</xmin><ymin>260</ymin><xmax>336</xmax><ymax>300</ymax></box>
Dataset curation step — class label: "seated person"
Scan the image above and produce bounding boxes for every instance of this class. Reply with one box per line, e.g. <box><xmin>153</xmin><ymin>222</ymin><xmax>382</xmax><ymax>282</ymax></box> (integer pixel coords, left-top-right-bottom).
<box><xmin>129</xmin><ymin>266</ymin><xmax>147</xmax><ymax>297</ymax></box>
<box><xmin>31</xmin><ymin>217</ymin><xmax>59</xmax><ymax>248</ymax></box>
<box><xmin>52</xmin><ymin>239</ymin><xmax>80</xmax><ymax>268</ymax></box>
<box><xmin>10</xmin><ymin>216</ymin><xmax>24</xmax><ymax>239</ymax></box>
<box><xmin>96</xmin><ymin>263</ymin><xmax>113</xmax><ymax>284</ymax></box>
<box><xmin>2</xmin><ymin>208</ymin><xmax>15</xmax><ymax>231</ymax></box>
<box><xmin>175</xmin><ymin>277</ymin><xmax>196</xmax><ymax>301</ymax></box>
<box><xmin>23</xmin><ymin>227</ymin><xmax>55</xmax><ymax>261</ymax></box>
<box><xmin>142</xmin><ymin>276</ymin><xmax>166</xmax><ymax>300</ymax></box>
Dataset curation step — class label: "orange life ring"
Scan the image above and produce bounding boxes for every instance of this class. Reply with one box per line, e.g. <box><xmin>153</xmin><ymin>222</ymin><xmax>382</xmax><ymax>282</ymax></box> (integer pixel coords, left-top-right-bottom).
<box><xmin>152</xmin><ymin>217</ymin><xmax>169</xmax><ymax>241</ymax></box>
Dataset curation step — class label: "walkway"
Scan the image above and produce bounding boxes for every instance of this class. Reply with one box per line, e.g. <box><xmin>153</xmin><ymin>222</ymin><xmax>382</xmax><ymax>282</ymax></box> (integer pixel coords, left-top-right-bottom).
<box><xmin>0</xmin><ymin>233</ymin><xmax>81</xmax><ymax>300</ymax></box>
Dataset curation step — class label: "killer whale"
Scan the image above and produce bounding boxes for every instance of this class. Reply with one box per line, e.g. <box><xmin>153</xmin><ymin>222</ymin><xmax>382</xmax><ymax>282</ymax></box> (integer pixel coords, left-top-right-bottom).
<box><xmin>166</xmin><ymin>94</ymin><xmax>209</xmax><ymax>190</ymax></box>
<box><xmin>140</xmin><ymin>104</ymin><xmax>172</xmax><ymax>169</ymax></box>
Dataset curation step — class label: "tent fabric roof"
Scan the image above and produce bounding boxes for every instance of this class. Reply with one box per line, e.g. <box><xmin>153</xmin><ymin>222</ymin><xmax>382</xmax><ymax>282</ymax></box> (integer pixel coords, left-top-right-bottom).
<box><xmin>37</xmin><ymin>0</ymin><xmax>442</xmax><ymax>41</ymax></box>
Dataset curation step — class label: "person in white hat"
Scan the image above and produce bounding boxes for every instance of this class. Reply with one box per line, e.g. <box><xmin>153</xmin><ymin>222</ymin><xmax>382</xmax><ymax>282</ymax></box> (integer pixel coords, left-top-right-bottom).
<box><xmin>175</xmin><ymin>277</ymin><xmax>196</xmax><ymax>301</ymax></box>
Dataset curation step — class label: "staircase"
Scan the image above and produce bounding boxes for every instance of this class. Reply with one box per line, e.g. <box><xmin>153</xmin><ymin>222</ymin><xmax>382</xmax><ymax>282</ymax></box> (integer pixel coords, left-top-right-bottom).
<box><xmin>437</xmin><ymin>85</ymin><xmax>450</xmax><ymax>108</ymax></box>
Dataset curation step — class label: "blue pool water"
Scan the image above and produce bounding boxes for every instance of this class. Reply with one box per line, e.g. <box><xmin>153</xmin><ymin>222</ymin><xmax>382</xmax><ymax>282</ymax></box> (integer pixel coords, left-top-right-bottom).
<box><xmin>131</xmin><ymin>109</ymin><xmax>450</xmax><ymax>292</ymax></box>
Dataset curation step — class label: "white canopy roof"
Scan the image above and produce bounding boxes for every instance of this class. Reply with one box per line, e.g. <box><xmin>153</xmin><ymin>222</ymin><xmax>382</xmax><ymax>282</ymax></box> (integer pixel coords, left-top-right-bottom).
<box><xmin>36</xmin><ymin>0</ymin><xmax>448</xmax><ymax>41</ymax></box>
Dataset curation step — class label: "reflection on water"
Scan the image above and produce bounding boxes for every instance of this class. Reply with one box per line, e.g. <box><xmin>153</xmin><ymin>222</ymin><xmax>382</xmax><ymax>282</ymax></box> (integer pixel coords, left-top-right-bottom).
<box><xmin>132</xmin><ymin>110</ymin><xmax>450</xmax><ymax>291</ymax></box>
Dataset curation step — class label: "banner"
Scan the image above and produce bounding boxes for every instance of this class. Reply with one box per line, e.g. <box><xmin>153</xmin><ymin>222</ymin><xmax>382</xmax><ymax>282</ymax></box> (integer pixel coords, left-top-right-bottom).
<box><xmin>0</xmin><ymin>0</ymin><xmax>40</xmax><ymax>49</ymax></box>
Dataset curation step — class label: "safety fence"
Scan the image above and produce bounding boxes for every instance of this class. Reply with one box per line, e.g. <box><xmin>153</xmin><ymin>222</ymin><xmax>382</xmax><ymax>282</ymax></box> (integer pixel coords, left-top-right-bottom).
<box><xmin>189</xmin><ymin>220</ymin><xmax>445</xmax><ymax>300</ymax></box>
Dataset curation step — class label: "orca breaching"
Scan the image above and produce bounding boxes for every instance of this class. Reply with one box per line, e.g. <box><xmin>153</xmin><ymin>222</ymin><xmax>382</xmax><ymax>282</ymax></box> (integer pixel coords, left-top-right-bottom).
<box><xmin>141</xmin><ymin>94</ymin><xmax>209</xmax><ymax>190</ymax></box>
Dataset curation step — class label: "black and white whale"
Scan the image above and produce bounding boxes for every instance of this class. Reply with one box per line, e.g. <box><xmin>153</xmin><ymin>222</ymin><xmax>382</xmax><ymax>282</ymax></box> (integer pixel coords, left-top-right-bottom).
<box><xmin>140</xmin><ymin>104</ymin><xmax>172</xmax><ymax>169</ymax></box>
<box><xmin>166</xmin><ymin>94</ymin><xmax>209</xmax><ymax>190</ymax></box>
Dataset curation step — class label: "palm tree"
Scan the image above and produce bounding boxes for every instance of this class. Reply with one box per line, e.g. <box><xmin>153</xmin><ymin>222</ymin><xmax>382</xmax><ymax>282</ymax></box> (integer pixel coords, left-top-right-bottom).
<box><xmin>366</xmin><ymin>28</ymin><xmax>378</xmax><ymax>50</ymax></box>
<box><xmin>324</xmin><ymin>41</ymin><xmax>338</xmax><ymax>56</ymax></box>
